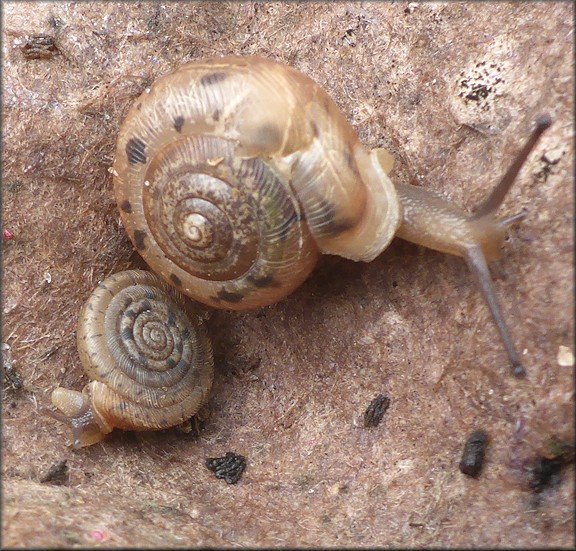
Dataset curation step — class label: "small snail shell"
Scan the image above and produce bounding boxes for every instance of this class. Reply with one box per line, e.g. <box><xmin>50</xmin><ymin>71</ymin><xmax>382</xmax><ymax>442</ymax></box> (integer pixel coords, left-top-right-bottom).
<box><xmin>112</xmin><ymin>56</ymin><xmax>400</xmax><ymax>310</ymax></box>
<box><xmin>46</xmin><ymin>270</ymin><xmax>213</xmax><ymax>448</ymax></box>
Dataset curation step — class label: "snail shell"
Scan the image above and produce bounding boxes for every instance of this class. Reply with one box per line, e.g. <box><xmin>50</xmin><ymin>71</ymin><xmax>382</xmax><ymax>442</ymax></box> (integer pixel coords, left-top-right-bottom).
<box><xmin>47</xmin><ymin>270</ymin><xmax>214</xmax><ymax>448</ymax></box>
<box><xmin>46</xmin><ymin>57</ymin><xmax>550</xmax><ymax>446</ymax></box>
<box><xmin>112</xmin><ymin>56</ymin><xmax>400</xmax><ymax>310</ymax></box>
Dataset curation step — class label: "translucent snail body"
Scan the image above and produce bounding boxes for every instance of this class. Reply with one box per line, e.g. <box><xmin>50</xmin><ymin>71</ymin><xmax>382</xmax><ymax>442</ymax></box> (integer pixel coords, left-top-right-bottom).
<box><xmin>47</xmin><ymin>56</ymin><xmax>551</xmax><ymax>447</ymax></box>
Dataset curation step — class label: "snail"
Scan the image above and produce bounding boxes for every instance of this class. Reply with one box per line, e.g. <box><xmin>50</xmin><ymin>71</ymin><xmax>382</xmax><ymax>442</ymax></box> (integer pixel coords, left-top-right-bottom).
<box><xmin>46</xmin><ymin>56</ymin><xmax>551</xmax><ymax>447</ymax></box>
<box><xmin>44</xmin><ymin>270</ymin><xmax>213</xmax><ymax>448</ymax></box>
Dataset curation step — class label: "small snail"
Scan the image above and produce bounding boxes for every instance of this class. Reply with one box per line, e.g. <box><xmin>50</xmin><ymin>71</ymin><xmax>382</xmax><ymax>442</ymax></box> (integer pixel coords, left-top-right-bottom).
<box><xmin>44</xmin><ymin>270</ymin><xmax>213</xmax><ymax>448</ymax></box>
<box><xmin>47</xmin><ymin>56</ymin><xmax>551</xmax><ymax>447</ymax></box>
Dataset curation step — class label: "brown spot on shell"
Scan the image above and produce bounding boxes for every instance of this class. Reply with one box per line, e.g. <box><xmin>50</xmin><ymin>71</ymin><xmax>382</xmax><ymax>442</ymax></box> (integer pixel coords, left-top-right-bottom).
<box><xmin>170</xmin><ymin>273</ymin><xmax>182</xmax><ymax>287</ymax></box>
<box><xmin>212</xmin><ymin>109</ymin><xmax>221</xmax><ymax>121</ymax></box>
<box><xmin>344</xmin><ymin>148</ymin><xmax>360</xmax><ymax>178</ymax></box>
<box><xmin>133</xmin><ymin>229</ymin><xmax>147</xmax><ymax>251</ymax></box>
<box><xmin>124</xmin><ymin>308</ymin><xmax>138</xmax><ymax>319</ymax></box>
<box><xmin>119</xmin><ymin>199</ymin><xmax>132</xmax><ymax>213</ymax></box>
<box><xmin>212</xmin><ymin>288</ymin><xmax>244</xmax><ymax>304</ymax></box>
<box><xmin>247</xmin><ymin>274</ymin><xmax>281</xmax><ymax>288</ymax></box>
<box><xmin>310</xmin><ymin>121</ymin><xmax>320</xmax><ymax>138</ymax></box>
<box><xmin>315</xmin><ymin>198</ymin><xmax>356</xmax><ymax>236</ymax></box>
<box><xmin>174</xmin><ymin>116</ymin><xmax>184</xmax><ymax>133</ymax></box>
<box><xmin>257</xmin><ymin>123</ymin><xmax>281</xmax><ymax>146</ymax></box>
<box><xmin>140</xmin><ymin>299</ymin><xmax>153</xmax><ymax>311</ymax></box>
<box><xmin>322</xmin><ymin>95</ymin><xmax>333</xmax><ymax>116</ymax></box>
<box><xmin>200</xmin><ymin>72</ymin><xmax>228</xmax><ymax>87</ymax></box>
<box><xmin>167</xmin><ymin>310</ymin><xmax>176</xmax><ymax>327</ymax></box>
<box><xmin>126</xmin><ymin>137</ymin><xmax>147</xmax><ymax>165</ymax></box>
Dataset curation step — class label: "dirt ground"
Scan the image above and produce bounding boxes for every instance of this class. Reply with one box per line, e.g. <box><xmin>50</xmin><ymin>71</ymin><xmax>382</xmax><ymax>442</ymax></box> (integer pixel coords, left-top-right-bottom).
<box><xmin>2</xmin><ymin>1</ymin><xmax>574</xmax><ymax>548</ymax></box>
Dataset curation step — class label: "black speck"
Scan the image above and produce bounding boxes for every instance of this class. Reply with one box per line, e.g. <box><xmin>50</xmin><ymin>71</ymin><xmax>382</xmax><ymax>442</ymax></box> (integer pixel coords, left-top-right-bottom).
<box><xmin>126</xmin><ymin>137</ymin><xmax>147</xmax><ymax>165</ymax></box>
<box><xmin>174</xmin><ymin>116</ymin><xmax>184</xmax><ymax>133</ymax></box>
<box><xmin>247</xmin><ymin>274</ymin><xmax>280</xmax><ymax>289</ymax></box>
<box><xmin>167</xmin><ymin>310</ymin><xmax>176</xmax><ymax>327</ymax></box>
<box><xmin>49</xmin><ymin>15</ymin><xmax>65</xmax><ymax>31</ymax></box>
<box><xmin>3</xmin><ymin>361</ymin><xmax>23</xmax><ymax>392</ymax></box>
<box><xmin>528</xmin><ymin>440</ymin><xmax>574</xmax><ymax>493</ymax></box>
<box><xmin>459</xmin><ymin>430</ymin><xmax>488</xmax><ymax>477</ymax></box>
<box><xmin>214</xmin><ymin>289</ymin><xmax>244</xmax><ymax>304</ymax></box>
<box><xmin>464</xmin><ymin>83</ymin><xmax>491</xmax><ymax>102</ymax></box>
<box><xmin>39</xmin><ymin>460</ymin><xmax>68</xmax><ymax>485</ymax></box>
<box><xmin>120</xmin><ymin>199</ymin><xmax>132</xmax><ymax>213</ymax></box>
<box><xmin>206</xmin><ymin>452</ymin><xmax>246</xmax><ymax>484</ymax></box>
<box><xmin>134</xmin><ymin>229</ymin><xmax>147</xmax><ymax>251</ymax></box>
<box><xmin>364</xmin><ymin>394</ymin><xmax>391</xmax><ymax>427</ymax></box>
<box><xmin>170</xmin><ymin>273</ymin><xmax>182</xmax><ymax>287</ymax></box>
<box><xmin>200</xmin><ymin>72</ymin><xmax>228</xmax><ymax>87</ymax></box>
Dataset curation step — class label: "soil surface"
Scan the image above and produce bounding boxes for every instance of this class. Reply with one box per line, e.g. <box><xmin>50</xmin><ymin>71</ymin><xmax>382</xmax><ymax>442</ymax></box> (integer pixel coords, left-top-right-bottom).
<box><xmin>2</xmin><ymin>2</ymin><xmax>574</xmax><ymax>548</ymax></box>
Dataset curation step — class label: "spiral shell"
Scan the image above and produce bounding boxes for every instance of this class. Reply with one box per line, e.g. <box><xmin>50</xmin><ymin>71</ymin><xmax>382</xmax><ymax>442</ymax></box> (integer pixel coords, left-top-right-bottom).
<box><xmin>112</xmin><ymin>56</ymin><xmax>400</xmax><ymax>310</ymax></box>
<box><xmin>48</xmin><ymin>270</ymin><xmax>213</xmax><ymax>447</ymax></box>
<box><xmin>45</xmin><ymin>57</ymin><xmax>551</xmax><ymax>448</ymax></box>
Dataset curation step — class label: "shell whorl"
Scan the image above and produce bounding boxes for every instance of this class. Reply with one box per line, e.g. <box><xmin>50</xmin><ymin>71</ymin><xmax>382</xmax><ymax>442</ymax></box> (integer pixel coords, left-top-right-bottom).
<box><xmin>77</xmin><ymin>270</ymin><xmax>214</xmax><ymax>431</ymax></box>
<box><xmin>116</xmin><ymin>133</ymin><xmax>320</xmax><ymax>310</ymax></box>
<box><xmin>112</xmin><ymin>56</ymin><xmax>400</xmax><ymax>310</ymax></box>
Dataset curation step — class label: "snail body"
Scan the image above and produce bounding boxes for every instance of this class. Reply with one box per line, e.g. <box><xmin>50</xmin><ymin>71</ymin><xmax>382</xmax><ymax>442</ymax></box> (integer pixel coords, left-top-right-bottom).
<box><xmin>48</xmin><ymin>56</ymin><xmax>551</xmax><ymax>447</ymax></box>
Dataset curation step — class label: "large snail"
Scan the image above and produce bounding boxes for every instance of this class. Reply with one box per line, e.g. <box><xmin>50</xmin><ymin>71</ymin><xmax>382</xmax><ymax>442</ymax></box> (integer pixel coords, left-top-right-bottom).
<box><xmin>46</xmin><ymin>56</ymin><xmax>551</xmax><ymax>447</ymax></box>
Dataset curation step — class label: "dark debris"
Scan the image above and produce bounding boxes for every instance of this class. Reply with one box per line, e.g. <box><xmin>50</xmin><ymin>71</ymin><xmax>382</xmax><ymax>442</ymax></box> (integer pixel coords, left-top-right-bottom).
<box><xmin>364</xmin><ymin>393</ymin><xmax>391</xmax><ymax>428</ymax></box>
<box><xmin>205</xmin><ymin>451</ymin><xmax>246</xmax><ymax>484</ymax></box>
<box><xmin>528</xmin><ymin>439</ymin><xmax>575</xmax><ymax>493</ymax></box>
<box><xmin>459</xmin><ymin>430</ymin><xmax>488</xmax><ymax>478</ymax></box>
<box><xmin>39</xmin><ymin>459</ymin><xmax>69</xmax><ymax>485</ymax></box>
<box><xmin>22</xmin><ymin>34</ymin><xmax>58</xmax><ymax>60</ymax></box>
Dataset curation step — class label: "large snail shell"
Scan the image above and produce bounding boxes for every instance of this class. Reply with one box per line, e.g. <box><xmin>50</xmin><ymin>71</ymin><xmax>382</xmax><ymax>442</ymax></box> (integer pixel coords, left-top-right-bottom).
<box><xmin>112</xmin><ymin>56</ymin><xmax>400</xmax><ymax>310</ymax></box>
<box><xmin>48</xmin><ymin>270</ymin><xmax>214</xmax><ymax>447</ymax></box>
